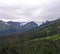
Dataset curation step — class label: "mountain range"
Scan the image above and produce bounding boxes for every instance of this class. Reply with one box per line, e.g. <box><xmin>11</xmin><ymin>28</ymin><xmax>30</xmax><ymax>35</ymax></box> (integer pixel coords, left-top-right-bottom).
<box><xmin>0</xmin><ymin>20</ymin><xmax>38</xmax><ymax>36</ymax></box>
<box><xmin>0</xmin><ymin>18</ymin><xmax>60</xmax><ymax>36</ymax></box>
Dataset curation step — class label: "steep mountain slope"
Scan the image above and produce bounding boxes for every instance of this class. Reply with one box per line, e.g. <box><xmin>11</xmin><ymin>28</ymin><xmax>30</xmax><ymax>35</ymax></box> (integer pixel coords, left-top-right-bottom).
<box><xmin>19</xmin><ymin>21</ymin><xmax>38</xmax><ymax>32</ymax></box>
<box><xmin>0</xmin><ymin>21</ymin><xmax>38</xmax><ymax>36</ymax></box>
<box><xmin>22</xmin><ymin>18</ymin><xmax>60</xmax><ymax>39</ymax></box>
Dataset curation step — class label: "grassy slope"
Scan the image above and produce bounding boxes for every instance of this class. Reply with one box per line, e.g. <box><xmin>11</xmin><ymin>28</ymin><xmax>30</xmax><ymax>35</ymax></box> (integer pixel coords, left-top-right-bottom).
<box><xmin>32</xmin><ymin>34</ymin><xmax>60</xmax><ymax>41</ymax></box>
<box><xmin>41</xmin><ymin>34</ymin><xmax>60</xmax><ymax>40</ymax></box>
<box><xmin>24</xmin><ymin>34</ymin><xmax>60</xmax><ymax>54</ymax></box>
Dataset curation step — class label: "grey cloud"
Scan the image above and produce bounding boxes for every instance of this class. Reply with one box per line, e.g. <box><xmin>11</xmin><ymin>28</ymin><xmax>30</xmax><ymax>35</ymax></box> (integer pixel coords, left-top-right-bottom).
<box><xmin>0</xmin><ymin>0</ymin><xmax>60</xmax><ymax>25</ymax></box>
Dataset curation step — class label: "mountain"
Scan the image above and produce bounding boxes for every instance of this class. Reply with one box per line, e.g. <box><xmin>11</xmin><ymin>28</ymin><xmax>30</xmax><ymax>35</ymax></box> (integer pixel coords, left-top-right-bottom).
<box><xmin>0</xmin><ymin>19</ymin><xmax>60</xmax><ymax>54</ymax></box>
<box><xmin>0</xmin><ymin>18</ymin><xmax>60</xmax><ymax>36</ymax></box>
<box><xmin>19</xmin><ymin>21</ymin><xmax>38</xmax><ymax>32</ymax></box>
<box><xmin>21</xmin><ymin>18</ymin><xmax>60</xmax><ymax>39</ymax></box>
<box><xmin>7</xmin><ymin>21</ymin><xmax>38</xmax><ymax>32</ymax></box>
<box><xmin>0</xmin><ymin>20</ymin><xmax>38</xmax><ymax>36</ymax></box>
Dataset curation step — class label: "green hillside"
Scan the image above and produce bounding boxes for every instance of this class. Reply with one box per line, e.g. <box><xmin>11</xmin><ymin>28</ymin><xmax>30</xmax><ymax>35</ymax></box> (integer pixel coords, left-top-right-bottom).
<box><xmin>0</xmin><ymin>34</ymin><xmax>60</xmax><ymax>54</ymax></box>
<box><xmin>33</xmin><ymin>34</ymin><xmax>60</xmax><ymax>41</ymax></box>
<box><xmin>23</xmin><ymin>34</ymin><xmax>60</xmax><ymax>54</ymax></box>
<box><xmin>41</xmin><ymin>34</ymin><xmax>60</xmax><ymax>40</ymax></box>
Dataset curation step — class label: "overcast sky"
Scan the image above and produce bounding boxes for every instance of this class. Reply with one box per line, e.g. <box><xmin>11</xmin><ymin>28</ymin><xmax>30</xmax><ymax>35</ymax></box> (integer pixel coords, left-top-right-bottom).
<box><xmin>0</xmin><ymin>0</ymin><xmax>60</xmax><ymax>24</ymax></box>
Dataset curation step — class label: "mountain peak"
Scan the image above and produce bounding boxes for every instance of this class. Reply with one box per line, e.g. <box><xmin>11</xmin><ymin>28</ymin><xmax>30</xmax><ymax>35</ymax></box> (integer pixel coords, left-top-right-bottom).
<box><xmin>26</xmin><ymin>21</ymin><xmax>38</xmax><ymax>26</ymax></box>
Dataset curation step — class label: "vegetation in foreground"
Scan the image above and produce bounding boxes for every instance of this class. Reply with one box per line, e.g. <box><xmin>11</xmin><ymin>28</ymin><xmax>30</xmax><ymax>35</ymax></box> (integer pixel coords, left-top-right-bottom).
<box><xmin>0</xmin><ymin>34</ymin><xmax>60</xmax><ymax>54</ymax></box>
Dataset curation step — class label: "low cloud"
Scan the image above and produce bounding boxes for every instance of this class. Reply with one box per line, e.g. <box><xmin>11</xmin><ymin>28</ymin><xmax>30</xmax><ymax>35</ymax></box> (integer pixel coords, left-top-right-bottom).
<box><xmin>0</xmin><ymin>0</ymin><xmax>60</xmax><ymax>25</ymax></box>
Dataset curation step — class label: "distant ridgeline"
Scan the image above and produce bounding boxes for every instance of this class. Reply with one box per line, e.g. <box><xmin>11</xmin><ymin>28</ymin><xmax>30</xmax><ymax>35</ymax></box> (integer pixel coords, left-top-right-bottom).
<box><xmin>0</xmin><ymin>18</ymin><xmax>60</xmax><ymax>37</ymax></box>
<box><xmin>0</xmin><ymin>20</ymin><xmax>38</xmax><ymax>36</ymax></box>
